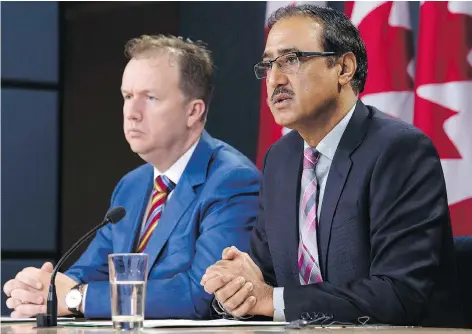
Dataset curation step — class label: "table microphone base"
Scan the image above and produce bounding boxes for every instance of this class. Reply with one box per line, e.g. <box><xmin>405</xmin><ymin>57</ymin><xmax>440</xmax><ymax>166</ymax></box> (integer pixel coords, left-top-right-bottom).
<box><xmin>36</xmin><ymin>313</ymin><xmax>57</xmax><ymax>327</ymax></box>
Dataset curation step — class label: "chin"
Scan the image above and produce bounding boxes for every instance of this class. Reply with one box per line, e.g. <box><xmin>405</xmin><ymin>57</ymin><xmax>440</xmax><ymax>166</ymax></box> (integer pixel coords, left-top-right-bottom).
<box><xmin>271</xmin><ymin>107</ymin><xmax>296</xmax><ymax>126</ymax></box>
<box><xmin>128</xmin><ymin>143</ymin><xmax>149</xmax><ymax>155</ymax></box>
<box><xmin>273</xmin><ymin>114</ymin><xmax>297</xmax><ymax>129</ymax></box>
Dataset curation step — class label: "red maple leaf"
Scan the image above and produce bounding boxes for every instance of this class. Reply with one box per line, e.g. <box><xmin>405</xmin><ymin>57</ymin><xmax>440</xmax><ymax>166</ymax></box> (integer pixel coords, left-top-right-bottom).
<box><xmin>351</xmin><ymin>2</ymin><xmax>415</xmax><ymax>96</ymax></box>
<box><xmin>414</xmin><ymin>1</ymin><xmax>472</xmax><ymax>159</ymax></box>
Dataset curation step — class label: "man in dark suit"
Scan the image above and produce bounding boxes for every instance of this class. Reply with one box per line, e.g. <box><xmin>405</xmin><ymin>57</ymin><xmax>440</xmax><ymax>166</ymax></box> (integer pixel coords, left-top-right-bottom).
<box><xmin>201</xmin><ymin>4</ymin><xmax>465</xmax><ymax>327</ymax></box>
<box><xmin>4</xmin><ymin>34</ymin><xmax>260</xmax><ymax>319</ymax></box>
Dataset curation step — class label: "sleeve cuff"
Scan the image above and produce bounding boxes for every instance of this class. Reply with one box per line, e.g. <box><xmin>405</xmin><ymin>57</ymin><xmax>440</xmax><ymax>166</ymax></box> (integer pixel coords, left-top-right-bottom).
<box><xmin>80</xmin><ymin>284</ymin><xmax>88</xmax><ymax>314</ymax></box>
<box><xmin>273</xmin><ymin>287</ymin><xmax>286</xmax><ymax>321</ymax></box>
<box><xmin>82</xmin><ymin>281</ymin><xmax>111</xmax><ymax>319</ymax></box>
<box><xmin>210</xmin><ymin>297</ymin><xmax>254</xmax><ymax>320</ymax></box>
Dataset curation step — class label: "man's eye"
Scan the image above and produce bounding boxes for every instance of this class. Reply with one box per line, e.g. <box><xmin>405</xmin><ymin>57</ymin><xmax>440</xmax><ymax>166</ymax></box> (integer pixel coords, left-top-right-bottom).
<box><xmin>285</xmin><ymin>55</ymin><xmax>298</xmax><ymax>64</ymax></box>
<box><xmin>260</xmin><ymin>62</ymin><xmax>272</xmax><ymax>69</ymax></box>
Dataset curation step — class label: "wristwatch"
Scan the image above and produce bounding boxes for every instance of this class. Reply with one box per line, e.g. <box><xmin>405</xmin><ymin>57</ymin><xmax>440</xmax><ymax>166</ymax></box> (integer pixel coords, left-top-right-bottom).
<box><xmin>65</xmin><ymin>284</ymin><xmax>85</xmax><ymax>316</ymax></box>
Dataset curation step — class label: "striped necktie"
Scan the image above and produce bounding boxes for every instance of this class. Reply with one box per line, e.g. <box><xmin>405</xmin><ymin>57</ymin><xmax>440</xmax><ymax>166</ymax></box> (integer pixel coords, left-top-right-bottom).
<box><xmin>298</xmin><ymin>148</ymin><xmax>323</xmax><ymax>285</ymax></box>
<box><xmin>137</xmin><ymin>175</ymin><xmax>175</xmax><ymax>253</ymax></box>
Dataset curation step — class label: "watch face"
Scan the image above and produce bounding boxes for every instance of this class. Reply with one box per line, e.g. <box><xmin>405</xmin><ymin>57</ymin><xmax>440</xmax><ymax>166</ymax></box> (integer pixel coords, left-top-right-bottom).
<box><xmin>65</xmin><ymin>289</ymin><xmax>82</xmax><ymax>309</ymax></box>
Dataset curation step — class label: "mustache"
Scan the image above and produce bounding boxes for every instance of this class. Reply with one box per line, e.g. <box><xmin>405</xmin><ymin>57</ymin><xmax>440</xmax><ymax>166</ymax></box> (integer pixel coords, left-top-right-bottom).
<box><xmin>271</xmin><ymin>86</ymin><xmax>294</xmax><ymax>102</ymax></box>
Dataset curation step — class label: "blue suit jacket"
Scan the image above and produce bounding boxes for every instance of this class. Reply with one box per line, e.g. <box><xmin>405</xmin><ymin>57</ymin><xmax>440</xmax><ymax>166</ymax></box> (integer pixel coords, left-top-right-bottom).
<box><xmin>250</xmin><ymin>101</ymin><xmax>465</xmax><ymax>327</ymax></box>
<box><xmin>65</xmin><ymin>131</ymin><xmax>261</xmax><ymax>319</ymax></box>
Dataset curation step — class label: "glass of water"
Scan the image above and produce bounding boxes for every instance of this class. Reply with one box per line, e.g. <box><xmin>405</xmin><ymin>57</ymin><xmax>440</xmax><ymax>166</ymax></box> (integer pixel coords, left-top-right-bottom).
<box><xmin>108</xmin><ymin>253</ymin><xmax>148</xmax><ymax>331</ymax></box>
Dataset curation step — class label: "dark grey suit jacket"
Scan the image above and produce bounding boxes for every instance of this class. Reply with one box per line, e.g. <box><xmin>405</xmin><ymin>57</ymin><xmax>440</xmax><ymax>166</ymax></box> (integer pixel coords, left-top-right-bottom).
<box><xmin>250</xmin><ymin>101</ymin><xmax>465</xmax><ymax>327</ymax></box>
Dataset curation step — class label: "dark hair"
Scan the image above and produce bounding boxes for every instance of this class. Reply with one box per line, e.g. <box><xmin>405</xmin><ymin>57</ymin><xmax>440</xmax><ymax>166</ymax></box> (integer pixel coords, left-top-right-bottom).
<box><xmin>267</xmin><ymin>4</ymin><xmax>367</xmax><ymax>94</ymax></box>
<box><xmin>125</xmin><ymin>34</ymin><xmax>214</xmax><ymax>118</ymax></box>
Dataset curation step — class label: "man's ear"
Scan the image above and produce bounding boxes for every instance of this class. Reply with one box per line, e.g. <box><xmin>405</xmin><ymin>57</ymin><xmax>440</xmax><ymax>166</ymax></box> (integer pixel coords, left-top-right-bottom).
<box><xmin>186</xmin><ymin>99</ymin><xmax>206</xmax><ymax>127</ymax></box>
<box><xmin>338</xmin><ymin>52</ymin><xmax>357</xmax><ymax>88</ymax></box>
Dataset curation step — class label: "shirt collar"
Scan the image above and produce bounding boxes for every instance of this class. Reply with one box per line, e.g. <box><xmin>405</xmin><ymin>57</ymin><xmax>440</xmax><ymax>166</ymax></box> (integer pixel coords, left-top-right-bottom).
<box><xmin>153</xmin><ymin>137</ymin><xmax>200</xmax><ymax>186</ymax></box>
<box><xmin>304</xmin><ymin>101</ymin><xmax>357</xmax><ymax>160</ymax></box>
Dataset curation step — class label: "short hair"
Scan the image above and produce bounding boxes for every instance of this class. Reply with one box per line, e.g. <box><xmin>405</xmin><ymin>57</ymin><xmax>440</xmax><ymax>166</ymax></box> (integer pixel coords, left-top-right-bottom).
<box><xmin>125</xmin><ymin>34</ymin><xmax>214</xmax><ymax>116</ymax></box>
<box><xmin>267</xmin><ymin>4</ymin><xmax>368</xmax><ymax>94</ymax></box>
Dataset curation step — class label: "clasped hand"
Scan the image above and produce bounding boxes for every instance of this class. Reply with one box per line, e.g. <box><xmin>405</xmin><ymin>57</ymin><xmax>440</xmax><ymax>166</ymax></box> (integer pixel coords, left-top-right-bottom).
<box><xmin>3</xmin><ymin>262</ymin><xmax>77</xmax><ymax>318</ymax></box>
<box><xmin>200</xmin><ymin>246</ymin><xmax>274</xmax><ymax>318</ymax></box>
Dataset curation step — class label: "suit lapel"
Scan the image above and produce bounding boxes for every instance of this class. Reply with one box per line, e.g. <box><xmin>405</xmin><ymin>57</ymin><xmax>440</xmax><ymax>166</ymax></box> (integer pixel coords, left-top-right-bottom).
<box><xmin>143</xmin><ymin>131</ymin><xmax>213</xmax><ymax>275</ymax></box>
<box><xmin>318</xmin><ymin>102</ymin><xmax>372</xmax><ymax>274</ymax></box>
<box><xmin>276</xmin><ymin>133</ymin><xmax>304</xmax><ymax>280</ymax></box>
<box><xmin>114</xmin><ymin>165</ymin><xmax>154</xmax><ymax>254</ymax></box>
<box><xmin>318</xmin><ymin>151</ymin><xmax>351</xmax><ymax>274</ymax></box>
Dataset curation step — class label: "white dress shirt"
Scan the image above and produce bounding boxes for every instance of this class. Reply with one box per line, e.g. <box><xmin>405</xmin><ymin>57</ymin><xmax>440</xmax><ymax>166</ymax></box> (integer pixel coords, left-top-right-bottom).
<box><xmin>273</xmin><ymin>103</ymin><xmax>356</xmax><ymax>321</ymax></box>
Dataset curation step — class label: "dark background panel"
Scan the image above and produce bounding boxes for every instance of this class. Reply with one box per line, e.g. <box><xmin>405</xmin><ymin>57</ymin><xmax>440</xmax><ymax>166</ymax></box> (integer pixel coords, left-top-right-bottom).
<box><xmin>1</xmin><ymin>89</ymin><xmax>58</xmax><ymax>252</ymax></box>
<box><xmin>1</xmin><ymin>2</ymin><xmax>62</xmax><ymax>316</ymax></box>
<box><xmin>179</xmin><ymin>1</ymin><xmax>266</xmax><ymax>163</ymax></box>
<box><xmin>1</xmin><ymin>2</ymin><xmax>59</xmax><ymax>84</ymax></box>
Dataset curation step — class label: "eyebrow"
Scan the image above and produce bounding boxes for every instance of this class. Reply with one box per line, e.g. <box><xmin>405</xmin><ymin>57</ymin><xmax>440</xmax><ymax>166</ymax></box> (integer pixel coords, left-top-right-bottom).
<box><xmin>120</xmin><ymin>89</ymin><xmax>154</xmax><ymax>95</ymax></box>
<box><xmin>261</xmin><ymin>47</ymin><xmax>302</xmax><ymax>60</ymax></box>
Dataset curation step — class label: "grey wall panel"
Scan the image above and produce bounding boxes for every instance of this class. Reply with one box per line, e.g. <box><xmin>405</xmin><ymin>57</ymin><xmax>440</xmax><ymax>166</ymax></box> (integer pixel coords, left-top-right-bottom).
<box><xmin>179</xmin><ymin>1</ymin><xmax>266</xmax><ymax>163</ymax></box>
<box><xmin>1</xmin><ymin>89</ymin><xmax>58</xmax><ymax>252</ymax></box>
<box><xmin>1</xmin><ymin>2</ymin><xmax>58</xmax><ymax>83</ymax></box>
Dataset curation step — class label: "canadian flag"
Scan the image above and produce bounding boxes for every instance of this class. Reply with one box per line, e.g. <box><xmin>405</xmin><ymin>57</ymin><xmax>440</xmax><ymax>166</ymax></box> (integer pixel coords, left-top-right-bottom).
<box><xmin>345</xmin><ymin>1</ymin><xmax>415</xmax><ymax>123</ymax></box>
<box><xmin>256</xmin><ymin>1</ymin><xmax>326</xmax><ymax>168</ymax></box>
<box><xmin>414</xmin><ymin>2</ymin><xmax>472</xmax><ymax>236</ymax></box>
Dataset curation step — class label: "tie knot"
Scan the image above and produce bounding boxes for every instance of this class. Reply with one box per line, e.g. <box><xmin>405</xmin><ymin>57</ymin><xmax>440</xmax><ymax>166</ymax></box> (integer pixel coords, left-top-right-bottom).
<box><xmin>303</xmin><ymin>148</ymin><xmax>320</xmax><ymax>169</ymax></box>
<box><xmin>155</xmin><ymin>175</ymin><xmax>176</xmax><ymax>194</ymax></box>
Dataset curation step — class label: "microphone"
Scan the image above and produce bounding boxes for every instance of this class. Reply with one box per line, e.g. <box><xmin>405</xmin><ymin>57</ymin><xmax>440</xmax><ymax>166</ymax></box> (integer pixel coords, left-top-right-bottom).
<box><xmin>36</xmin><ymin>206</ymin><xmax>126</xmax><ymax>328</ymax></box>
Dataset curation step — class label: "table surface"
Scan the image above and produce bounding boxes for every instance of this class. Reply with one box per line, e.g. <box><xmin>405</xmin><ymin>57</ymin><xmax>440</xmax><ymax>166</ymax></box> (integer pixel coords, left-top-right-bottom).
<box><xmin>2</xmin><ymin>322</ymin><xmax>472</xmax><ymax>334</ymax></box>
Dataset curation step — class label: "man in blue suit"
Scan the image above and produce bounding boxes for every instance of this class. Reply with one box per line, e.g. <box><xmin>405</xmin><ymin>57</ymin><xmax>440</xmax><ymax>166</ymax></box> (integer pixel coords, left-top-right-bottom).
<box><xmin>201</xmin><ymin>5</ymin><xmax>465</xmax><ymax>328</ymax></box>
<box><xmin>4</xmin><ymin>34</ymin><xmax>260</xmax><ymax>319</ymax></box>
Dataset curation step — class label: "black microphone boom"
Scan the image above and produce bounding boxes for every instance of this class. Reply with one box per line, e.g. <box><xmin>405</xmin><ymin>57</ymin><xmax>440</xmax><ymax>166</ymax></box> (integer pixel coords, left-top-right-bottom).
<box><xmin>36</xmin><ymin>206</ymin><xmax>126</xmax><ymax>328</ymax></box>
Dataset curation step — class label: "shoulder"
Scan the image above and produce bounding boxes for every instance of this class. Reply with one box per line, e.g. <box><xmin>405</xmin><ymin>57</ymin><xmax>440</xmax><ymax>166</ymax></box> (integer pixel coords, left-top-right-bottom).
<box><xmin>113</xmin><ymin>163</ymin><xmax>152</xmax><ymax>194</ymax></box>
<box><xmin>119</xmin><ymin>163</ymin><xmax>152</xmax><ymax>182</ymax></box>
<box><xmin>365</xmin><ymin>105</ymin><xmax>437</xmax><ymax>156</ymax></box>
<box><xmin>263</xmin><ymin>130</ymin><xmax>303</xmax><ymax>165</ymax></box>
<box><xmin>207</xmin><ymin>138</ymin><xmax>261</xmax><ymax>179</ymax></box>
<box><xmin>269</xmin><ymin>129</ymin><xmax>302</xmax><ymax>153</ymax></box>
<box><xmin>371</xmin><ymin>107</ymin><xmax>421</xmax><ymax>136</ymax></box>
<box><xmin>195</xmin><ymin>138</ymin><xmax>262</xmax><ymax>195</ymax></box>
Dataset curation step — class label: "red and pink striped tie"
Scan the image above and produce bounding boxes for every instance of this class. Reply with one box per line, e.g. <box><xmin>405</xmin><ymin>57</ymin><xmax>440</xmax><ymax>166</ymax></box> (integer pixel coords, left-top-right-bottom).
<box><xmin>298</xmin><ymin>148</ymin><xmax>323</xmax><ymax>285</ymax></box>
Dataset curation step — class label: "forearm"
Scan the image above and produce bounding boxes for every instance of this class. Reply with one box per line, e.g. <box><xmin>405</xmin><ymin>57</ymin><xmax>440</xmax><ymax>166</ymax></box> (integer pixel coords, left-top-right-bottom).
<box><xmin>283</xmin><ymin>277</ymin><xmax>418</xmax><ymax>324</ymax></box>
<box><xmin>64</xmin><ymin>226</ymin><xmax>113</xmax><ymax>284</ymax></box>
<box><xmin>83</xmin><ymin>273</ymin><xmax>211</xmax><ymax>319</ymax></box>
